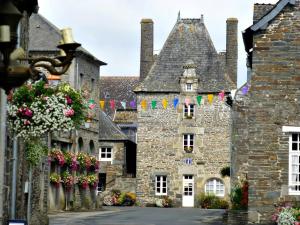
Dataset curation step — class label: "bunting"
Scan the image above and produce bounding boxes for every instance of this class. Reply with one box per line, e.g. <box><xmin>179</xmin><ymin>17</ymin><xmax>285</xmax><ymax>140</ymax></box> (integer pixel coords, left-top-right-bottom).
<box><xmin>130</xmin><ymin>100</ymin><xmax>136</xmax><ymax>109</ymax></box>
<box><xmin>110</xmin><ymin>99</ymin><xmax>115</xmax><ymax>110</ymax></box>
<box><xmin>173</xmin><ymin>98</ymin><xmax>179</xmax><ymax>109</ymax></box>
<box><xmin>141</xmin><ymin>99</ymin><xmax>147</xmax><ymax>110</ymax></box>
<box><xmin>196</xmin><ymin>96</ymin><xmax>202</xmax><ymax>106</ymax></box>
<box><xmin>185</xmin><ymin>98</ymin><xmax>191</xmax><ymax>106</ymax></box>
<box><xmin>162</xmin><ymin>99</ymin><xmax>168</xmax><ymax>109</ymax></box>
<box><xmin>242</xmin><ymin>84</ymin><xmax>249</xmax><ymax>95</ymax></box>
<box><xmin>218</xmin><ymin>91</ymin><xmax>225</xmax><ymax>101</ymax></box>
<box><xmin>207</xmin><ymin>94</ymin><xmax>214</xmax><ymax>104</ymax></box>
<box><xmin>121</xmin><ymin>101</ymin><xmax>126</xmax><ymax>109</ymax></box>
<box><xmin>151</xmin><ymin>100</ymin><xmax>157</xmax><ymax>109</ymax></box>
<box><xmin>99</xmin><ymin>100</ymin><xmax>105</xmax><ymax>110</ymax></box>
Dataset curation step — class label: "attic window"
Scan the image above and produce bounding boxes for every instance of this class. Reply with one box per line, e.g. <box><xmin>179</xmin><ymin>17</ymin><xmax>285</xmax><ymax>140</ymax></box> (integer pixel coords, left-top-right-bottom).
<box><xmin>186</xmin><ymin>83</ymin><xmax>193</xmax><ymax>91</ymax></box>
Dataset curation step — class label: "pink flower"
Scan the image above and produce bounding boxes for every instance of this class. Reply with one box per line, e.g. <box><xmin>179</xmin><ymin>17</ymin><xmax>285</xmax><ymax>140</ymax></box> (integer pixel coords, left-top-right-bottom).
<box><xmin>66</xmin><ymin>96</ymin><xmax>72</xmax><ymax>105</ymax></box>
<box><xmin>64</xmin><ymin>108</ymin><xmax>74</xmax><ymax>117</ymax></box>
<box><xmin>24</xmin><ymin>120</ymin><xmax>30</xmax><ymax>125</ymax></box>
<box><xmin>24</xmin><ymin>108</ymin><xmax>33</xmax><ymax>117</ymax></box>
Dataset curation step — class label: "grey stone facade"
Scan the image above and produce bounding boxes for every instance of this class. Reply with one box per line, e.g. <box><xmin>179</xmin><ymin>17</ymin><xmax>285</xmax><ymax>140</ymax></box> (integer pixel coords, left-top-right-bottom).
<box><xmin>135</xmin><ymin>16</ymin><xmax>237</xmax><ymax>206</ymax></box>
<box><xmin>232</xmin><ymin>0</ymin><xmax>300</xmax><ymax>223</ymax></box>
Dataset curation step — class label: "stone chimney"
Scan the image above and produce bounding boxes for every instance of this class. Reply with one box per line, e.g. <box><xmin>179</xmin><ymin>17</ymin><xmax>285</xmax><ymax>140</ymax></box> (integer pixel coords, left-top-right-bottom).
<box><xmin>140</xmin><ymin>18</ymin><xmax>154</xmax><ymax>81</ymax></box>
<box><xmin>226</xmin><ymin>18</ymin><xmax>238</xmax><ymax>87</ymax></box>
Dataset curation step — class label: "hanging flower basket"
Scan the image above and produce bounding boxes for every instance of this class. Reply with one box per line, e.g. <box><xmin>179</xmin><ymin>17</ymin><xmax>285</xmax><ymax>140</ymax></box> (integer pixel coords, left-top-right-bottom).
<box><xmin>7</xmin><ymin>81</ymin><xmax>87</xmax><ymax>140</ymax></box>
<box><xmin>50</xmin><ymin>173</ymin><xmax>61</xmax><ymax>188</ymax></box>
<box><xmin>77</xmin><ymin>175</ymin><xmax>89</xmax><ymax>189</ymax></box>
<box><xmin>49</xmin><ymin>149</ymin><xmax>65</xmax><ymax>166</ymax></box>
<box><xmin>62</xmin><ymin>171</ymin><xmax>74</xmax><ymax>191</ymax></box>
<box><xmin>89</xmin><ymin>156</ymin><xmax>99</xmax><ymax>172</ymax></box>
<box><xmin>77</xmin><ymin>152</ymin><xmax>91</xmax><ymax>170</ymax></box>
<box><xmin>63</xmin><ymin>151</ymin><xmax>77</xmax><ymax>171</ymax></box>
<box><xmin>87</xmin><ymin>174</ymin><xmax>98</xmax><ymax>189</ymax></box>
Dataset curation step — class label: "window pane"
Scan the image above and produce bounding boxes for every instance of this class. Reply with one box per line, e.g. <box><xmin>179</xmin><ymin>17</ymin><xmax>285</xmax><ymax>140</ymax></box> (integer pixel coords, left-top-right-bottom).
<box><xmin>107</xmin><ymin>153</ymin><xmax>111</xmax><ymax>158</ymax></box>
<box><xmin>293</xmin><ymin>134</ymin><xmax>298</xmax><ymax>141</ymax></box>
<box><xmin>107</xmin><ymin>148</ymin><xmax>112</xmax><ymax>153</ymax></box>
<box><xmin>293</xmin><ymin>143</ymin><xmax>298</xmax><ymax>151</ymax></box>
<box><xmin>101</xmin><ymin>153</ymin><xmax>106</xmax><ymax>158</ymax></box>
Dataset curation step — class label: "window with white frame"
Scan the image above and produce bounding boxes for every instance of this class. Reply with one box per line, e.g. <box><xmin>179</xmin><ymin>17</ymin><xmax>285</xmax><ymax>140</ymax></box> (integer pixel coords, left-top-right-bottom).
<box><xmin>183</xmin><ymin>134</ymin><xmax>194</xmax><ymax>152</ymax></box>
<box><xmin>186</xmin><ymin>83</ymin><xmax>193</xmax><ymax>91</ymax></box>
<box><xmin>99</xmin><ymin>147</ymin><xmax>112</xmax><ymax>161</ymax></box>
<box><xmin>155</xmin><ymin>175</ymin><xmax>167</xmax><ymax>195</ymax></box>
<box><xmin>289</xmin><ymin>133</ymin><xmax>300</xmax><ymax>195</ymax></box>
<box><xmin>205</xmin><ymin>178</ymin><xmax>225</xmax><ymax>197</ymax></box>
<box><xmin>184</xmin><ymin>104</ymin><xmax>194</xmax><ymax>118</ymax></box>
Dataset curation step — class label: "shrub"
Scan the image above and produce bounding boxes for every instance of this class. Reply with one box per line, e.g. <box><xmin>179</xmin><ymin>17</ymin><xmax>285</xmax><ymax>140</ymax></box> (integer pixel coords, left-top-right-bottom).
<box><xmin>197</xmin><ymin>193</ymin><xmax>229</xmax><ymax>209</ymax></box>
<box><xmin>220</xmin><ymin>166</ymin><xmax>230</xmax><ymax>177</ymax></box>
<box><xmin>230</xmin><ymin>181</ymin><xmax>248</xmax><ymax>210</ymax></box>
<box><xmin>123</xmin><ymin>192</ymin><xmax>136</xmax><ymax>206</ymax></box>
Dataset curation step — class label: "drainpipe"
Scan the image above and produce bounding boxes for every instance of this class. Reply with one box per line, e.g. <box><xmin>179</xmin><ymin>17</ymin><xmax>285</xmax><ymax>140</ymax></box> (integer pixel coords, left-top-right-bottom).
<box><xmin>10</xmin><ymin>135</ymin><xmax>18</xmax><ymax>219</ymax></box>
<box><xmin>0</xmin><ymin>90</ymin><xmax>7</xmax><ymax>225</ymax></box>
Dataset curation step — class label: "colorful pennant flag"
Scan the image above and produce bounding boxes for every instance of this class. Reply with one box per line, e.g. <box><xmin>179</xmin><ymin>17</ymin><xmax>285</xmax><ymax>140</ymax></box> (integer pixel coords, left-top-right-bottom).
<box><xmin>110</xmin><ymin>99</ymin><xmax>115</xmax><ymax>110</ymax></box>
<box><xmin>151</xmin><ymin>100</ymin><xmax>157</xmax><ymax>109</ymax></box>
<box><xmin>121</xmin><ymin>101</ymin><xmax>126</xmax><ymax>109</ymax></box>
<box><xmin>196</xmin><ymin>96</ymin><xmax>202</xmax><ymax>106</ymax></box>
<box><xmin>218</xmin><ymin>91</ymin><xmax>225</xmax><ymax>101</ymax></box>
<box><xmin>173</xmin><ymin>98</ymin><xmax>179</xmax><ymax>109</ymax></box>
<box><xmin>141</xmin><ymin>99</ymin><xmax>147</xmax><ymax>110</ymax></box>
<box><xmin>89</xmin><ymin>104</ymin><xmax>96</xmax><ymax>109</ymax></box>
<box><xmin>88</xmin><ymin>99</ymin><xmax>95</xmax><ymax>104</ymax></box>
<box><xmin>207</xmin><ymin>94</ymin><xmax>214</xmax><ymax>104</ymax></box>
<box><xmin>130</xmin><ymin>100</ymin><xmax>136</xmax><ymax>109</ymax></box>
<box><xmin>99</xmin><ymin>100</ymin><xmax>105</xmax><ymax>110</ymax></box>
<box><xmin>185</xmin><ymin>98</ymin><xmax>191</xmax><ymax>106</ymax></box>
<box><xmin>242</xmin><ymin>84</ymin><xmax>249</xmax><ymax>95</ymax></box>
<box><xmin>162</xmin><ymin>99</ymin><xmax>168</xmax><ymax>109</ymax></box>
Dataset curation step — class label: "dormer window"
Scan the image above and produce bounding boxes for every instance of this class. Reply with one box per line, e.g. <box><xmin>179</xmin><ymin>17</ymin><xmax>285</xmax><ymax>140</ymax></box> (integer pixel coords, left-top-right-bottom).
<box><xmin>186</xmin><ymin>83</ymin><xmax>192</xmax><ymax>91</ymax></box>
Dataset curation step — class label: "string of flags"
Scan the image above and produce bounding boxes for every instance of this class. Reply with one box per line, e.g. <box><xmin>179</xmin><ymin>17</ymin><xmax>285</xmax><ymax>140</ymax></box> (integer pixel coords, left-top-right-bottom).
<box><xmin>98</xmin><ymin>86</ymin><xmax>250</xmax><ymax>111</ymax></box>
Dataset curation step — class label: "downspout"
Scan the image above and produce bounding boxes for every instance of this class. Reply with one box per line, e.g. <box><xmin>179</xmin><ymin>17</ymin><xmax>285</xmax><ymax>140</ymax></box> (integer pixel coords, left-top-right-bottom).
<box><xmin>10</xmin><ymin>136</ymin><xmax>18</xmax><ymax>219</ymax></box>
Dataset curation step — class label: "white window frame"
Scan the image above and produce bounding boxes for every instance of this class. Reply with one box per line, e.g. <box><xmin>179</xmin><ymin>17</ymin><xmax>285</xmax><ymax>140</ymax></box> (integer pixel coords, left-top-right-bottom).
<box><xmin>99</xmin><ymin>147</ymin><xmax>113</xmax><ymax>162</ymax></box>
<box><xmin>289</xmin><ymin>133</ymin><xmax>300</xmax><ymax>195</ymax></box>
<box><xmin>205</xmin><ymin>178</ymin><xmax>225</xmax><ymax>197</ymax></box>
<box><xmin>155</xmin><ymin>175</ymin><xmax>167</xmax><ymax>196</ymax></box>
<box><xmin>186</xmin><ymin>83</ymin><xmax>193</xmax><ymax>91</ymax></box>
<box><xmin>183</xmin><ymin>134</ymin><xmax>194</xmax><ymax>152</ymax></box>
<box><xmin>183</xmin><ymin>104</ymin><xmax>195</xmax><ymax>118</ymax></box>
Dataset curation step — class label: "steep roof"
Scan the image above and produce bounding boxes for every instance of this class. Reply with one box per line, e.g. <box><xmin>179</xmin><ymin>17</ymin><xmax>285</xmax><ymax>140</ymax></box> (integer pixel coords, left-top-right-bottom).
<box><xmin>135</xmin><ymin>17</ymin><xmax>232</xmax><ymax>93</ymax></box>
<box><xmin>243</xmin><ymin>0</ymin><xmax>296</xmax><ymax>67</ymax></box>
<box><xmin>29</xmin><ymin>13</ymin><xmax>106</xmax><ymax>65</ymax></box>
<box><xmin>99</xmin><ymin>111</ymin><xmax>128</xmax><ymax>141</ymax></box>
<box><xmin>99</xmin><ymin>76</ymin><xmax>139</xmax><ymax>117</ymax></box>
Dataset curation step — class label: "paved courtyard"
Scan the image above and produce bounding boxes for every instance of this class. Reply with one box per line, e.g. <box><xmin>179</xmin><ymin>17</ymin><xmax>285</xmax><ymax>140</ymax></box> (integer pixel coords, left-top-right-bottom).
<box><xmin>49</xmin><ymin>207</ymin><xmax>227</xmax><ymax>225</ymax></box>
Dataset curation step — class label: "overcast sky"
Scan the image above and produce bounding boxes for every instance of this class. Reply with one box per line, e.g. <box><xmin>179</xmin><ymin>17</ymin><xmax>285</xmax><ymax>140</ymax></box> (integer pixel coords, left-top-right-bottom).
<box><xmin>38</xmin><ymin>0</ymin><xmax>279</xmax><ymax>88</ymax></box>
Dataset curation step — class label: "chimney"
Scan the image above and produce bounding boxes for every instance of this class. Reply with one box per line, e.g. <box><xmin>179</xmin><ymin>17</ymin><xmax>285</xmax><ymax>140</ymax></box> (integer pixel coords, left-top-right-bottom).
<box><xmin>226</xmin><ymin>18</ymin><xmax>238</xmax><ymax>87</ymax></box>
<box><xmin>140</xmin><ymin>18</ymin><xmax>154</xmax><ymax>81</ymax></box>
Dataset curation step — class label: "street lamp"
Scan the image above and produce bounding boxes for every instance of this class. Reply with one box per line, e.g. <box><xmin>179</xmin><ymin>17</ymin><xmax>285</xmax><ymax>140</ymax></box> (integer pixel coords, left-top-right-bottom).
<box><xmin>0</xmin><ymin>0</ymin><xmax>81</xmax><ymax>94</ymax></box>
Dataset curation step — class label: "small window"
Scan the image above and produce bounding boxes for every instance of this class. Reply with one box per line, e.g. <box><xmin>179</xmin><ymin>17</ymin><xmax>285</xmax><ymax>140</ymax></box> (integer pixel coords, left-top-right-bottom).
<box><xmin>183</xmin><ymin>134</ymin><xmax>194</xmax><ymax>153</ymax></box>
<box><xmin>289</xmin><ymin>133</ymin><xmax>300</xmax><ymax>195</ymax></box>
<box><xmin>79</xmin><ymin>73</ymin><xmax>84</xmax><ymax>88</ymax></box>
<box><xmin>205</xmin><ymin>178</ymin><xmax>225</xmax><ymax>197</ymax></box>
<box><xmin>186</xmin><ymin>83</ymin><xmax>193</xmax><ymax>91</ymax></box>
<box><xmin>99</xmin><ymin>147</ymin><xmax>112</xmax><ymax>161</ymax></box>
<box><xmin>184</xmin><ymin>104</ymin><xmax>194</xmax><ymax>118</ymax></box>
<box><xmin>91</xmin><ymin>78</ymin><xmax>95</xmax><ymax>92</ymax></box>
<box><xmin>155</xmin><ymin>175</ymin><xmax>167</xmax><ymax>196</ymax></box>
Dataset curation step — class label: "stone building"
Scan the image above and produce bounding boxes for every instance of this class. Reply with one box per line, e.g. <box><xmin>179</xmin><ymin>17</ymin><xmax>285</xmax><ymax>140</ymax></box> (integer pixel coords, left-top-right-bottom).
<box><xmin>27</xmin><ymin>13</ymin><xmax>106</xmax><ymax>213</ymax></box>
<box><xmin>232</xmin><ymin>0</ymin><xmax>300</xmax><ymax>223</ymax></box>
<box><xmin>134</xmin><ymin>16</ymin><xmax>237</xmax><ymax>206</ymax></box>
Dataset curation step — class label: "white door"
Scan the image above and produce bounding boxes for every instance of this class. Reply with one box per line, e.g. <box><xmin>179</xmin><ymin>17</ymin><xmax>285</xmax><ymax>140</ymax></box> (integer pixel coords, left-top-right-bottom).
<box><xmin>182</xmin><ymin>175</ymin><xmax>194</xmax><ymax>207</ymax></box>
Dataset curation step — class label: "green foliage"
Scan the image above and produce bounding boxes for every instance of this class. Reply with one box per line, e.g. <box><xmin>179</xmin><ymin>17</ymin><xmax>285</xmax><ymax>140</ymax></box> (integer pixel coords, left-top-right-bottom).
<box><xmin>117</xmin><ymin>192</ymin><xmax>126</xmax><ymax>205</ymax></box>
<box><xmin>197</xmin><ymin>193</ymin><xmax>229</xmax><ymax>209</ymax></box>
<box><xmin>230</xmin><ymin>181</ymin><xmax>248</xmax><ymax>210</ymax></box>
<box><xmin>25</xmin><ymin>139</ymin><xmax>48</xmax><ymax>166</ymax></box>
<box><xmin>220</xmin><ymin>166</ymin><xmax>230</xmax><ymax>177</ymax></box>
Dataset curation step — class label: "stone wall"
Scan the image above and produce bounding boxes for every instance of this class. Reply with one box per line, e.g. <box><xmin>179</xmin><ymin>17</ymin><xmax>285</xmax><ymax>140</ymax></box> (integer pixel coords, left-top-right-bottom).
<box><xmin>136</xmin><ymin>92</ymin><xmax>231</xmax><ymax>205</ymax></box>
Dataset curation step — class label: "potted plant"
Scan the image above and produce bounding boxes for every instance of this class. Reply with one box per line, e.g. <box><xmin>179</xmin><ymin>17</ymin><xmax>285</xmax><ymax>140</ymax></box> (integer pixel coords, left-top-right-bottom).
<box><xmin>62</xmin><ymin>171</ymin><xmax>74</xmax><ymax>191</ymax></box>
<box><xmin>77</xmin><ymin>152</ymin><xmax>91</xmax><ymax>170</ymax></box>
<box><xmin>64</xmin><ymin>151</ymin><xmax>77</xmax><ymax>171</ymax></box>
<box><xmin>87</xmin><ymin>174</ymin><xmax>98</xmax><ymax>189</ymax></box>
<box><xmin>49</xmin><ymin>173</ymin><xmax>61</xmax><ymax>188</ymax></box>
<box><xmin>49</xmin><ymin>149</ymin><xmax>65</xmax><ymax>166</ymax></box>
<box><xmin>77</xmin><ymin>174</ymin><xmax>89</xmax><ymax>190</ymax></box>
<box><xmin>89</xmin><ymin>156</ymin><xmax>99</xmax><ymax>172</ymax></box>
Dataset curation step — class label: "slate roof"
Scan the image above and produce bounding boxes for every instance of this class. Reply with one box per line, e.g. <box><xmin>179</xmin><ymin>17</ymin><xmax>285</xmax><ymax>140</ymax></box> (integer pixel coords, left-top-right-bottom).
<box><xmin>99</xmin><ymin>111</ymin><xmax>128</xmax><ymax>141</ymax></box>
<box><xmin>114</xmin><ymin>109</ymin><xmax>137</xmax><ymax>124</ymax></box>
<box><xmin>29</xmin><ymin>14</ymin><xmax>106</xmax><ymax>65</ymax></box>
<box><xmin>99</xmin><ymin>76</ymin><xmax>139</xmax><ymax>117</ymax></box>
<box><xmin>135</xmin><ymin>18</ymin><xmax>232</xmax><ymax>93</ymax></box>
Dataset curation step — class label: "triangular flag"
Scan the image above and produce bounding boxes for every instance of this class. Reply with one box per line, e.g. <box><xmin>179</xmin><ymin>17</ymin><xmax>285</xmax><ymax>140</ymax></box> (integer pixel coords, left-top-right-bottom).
<box><xmin>130</xmin><ymin>100</ymin><xmax>136</xmax><ymax>109</ymax></box>
<box><xmin>99</xmin><ymin>100</ymin><xmax>105</xmax><ymax>110</ymax></box>
<box><xmin>110</xmin><ymin>99</ymin><xmax>115</xmax><ymax>110</ymax></box>
<box><xmin>185</xmin><ymin>98</ymin><xmax>191</xmax><ymax>106</ymax></box>
<box><xmin>151</xmin><ymin>100</ymin><xmax>157</xmax><ymax>109</ymax></box>
<box><xmin>173</xmin><ymin>98</ymin><xmax>179</xmax><ymax>109</ymax></box>
<box><xmin>242</xmin><ymin>84</ymin><xmax>249</xmax><ymax>95</ymax></box>
<box><xmin>162</xmin><ymin>99</ymin><xmax>168</xmax><ymax>109</ymax></box>
<box><xmin>89</xmin><ymin>104</ymin><xmax>96</xmax><ymax>109</ymax></box>
<box><xmin>196</xmin><ymin>96</ymin><xmax>202</xmax><ymax>106</ymax></box>
<box><xmin>88</xmin><ymin>99</ymin><xmax>95</xmax><ymax>104</ymax></box>
<box><xmin>207</xmin><ymin>94</ymin><xmax>214</xmax><ymax>104</ymax></box>
<box><xmin>121</xmin><ymin>101</ymin><xmax>126</xmax><ymax>109</ymax></box>
<box><xmin>141</xmin><ymin>99</ymin><xmax>147</xmax><ymax>110</ymax></box>
<box><xmin>218</xmin><ymin>91</ymin><xmax>225</xmax><ymax>101</ymax></box>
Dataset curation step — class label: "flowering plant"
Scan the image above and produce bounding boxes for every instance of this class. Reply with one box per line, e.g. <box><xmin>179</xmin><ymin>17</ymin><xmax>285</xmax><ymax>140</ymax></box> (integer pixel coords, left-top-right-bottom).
<box><xmin>62</xmin><ymin>171</ymin><xmax>74</xmax><ymax>191</ymax></box>
<box><xmin>272</xmin><ymin>203</ymin><xmax>300</xmax><ymax>225</ymax></box>
<box><xmin>7</xmin><ymin>81</ymin><xmax>87</xmax><ymax>140</ymax></box>
<box><xmin>49</xmin><ymin>149</ymin><xmax>65</xmax><ymax>166</ymax></box>
<box><xmin>87</xmin><ymin>174</ymin><xmax>98</xmax><ymax>189</ymax></box>
<box><xmin>184</xmin><ymin>146</ymin><xmax>193</xmax><ymax>153</ymax></box>
<box><xmin>63</xmin><ymin>151</ymin><xmax>78</xmax><ymax>171</ymax></box>
<box><xmin>50</xmin><ymin>173</ymin><xmax>61</xmax><ymax>188</ymax></box>
<box><xmin>89</xmin><ymin>156</ymin><xmax>99</xmax><ymax>171</ymax></box>
<box><xmin>77</xmin><ymin>152</ymin><xmax>91</xmax><ymax>170</ymax></box>
<box><xmin>77</xmin><ymin>175</ymin><xmax>89</xmax><ymax>189</ymax></box>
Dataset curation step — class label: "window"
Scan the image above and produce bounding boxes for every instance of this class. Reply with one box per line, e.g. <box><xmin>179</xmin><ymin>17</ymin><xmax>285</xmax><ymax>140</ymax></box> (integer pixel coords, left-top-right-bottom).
<box><xmin>186</xmin><ymin>83</ymin><xmax>193</xmax><ymax>91</ymax></box>
<box><xmin>289</xmin><ymin>133</ymin><xmax>300</xmax><ymax>195</ymax></box>
<box><xmin>183</xmin><ymin>134</ymin><xmax>194</xmax><ymax>152</ymax></box>
<box><xmin>184</xmin><ymin>104</ymin><xmax>194</xmax><ymax>118</ymax></box>
<box><xmin>79</xmin><ymin>73</ymin><xmax>84</xmax><ymax>88</ymax></box>
<box><xmin>99</xmin><ymin>147</ymin><xmax>112</xmax><ymax>161</ymax></box>
<box><xmin>98</xmin><ymin>173</ymin><xmax>106</xmax><ymax>192</ymax></box>
<box><xmin>205</xmin><ymin>178</ymin><xmax>225</xmax><ymax>197</ymax></box>
<box><xmin>91</xmin><ymin>78</ymin><xmax>95</xmax><ymax>92</ymax></box>
<box><xmin>155</xmin><ymin>175</ymin><xmax>167</xmax><ymax>195</ymax></box>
